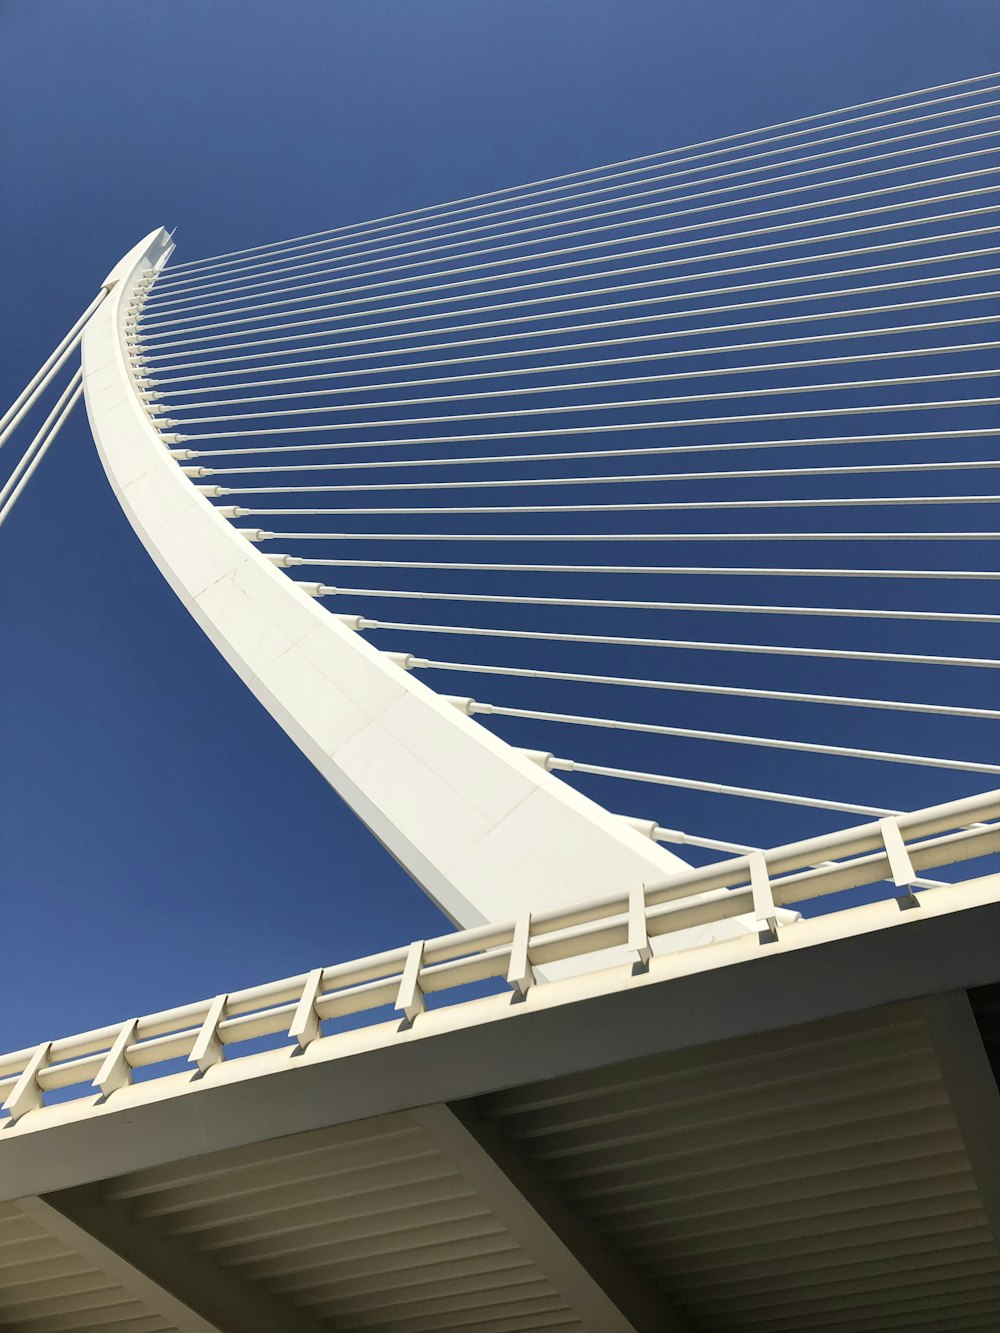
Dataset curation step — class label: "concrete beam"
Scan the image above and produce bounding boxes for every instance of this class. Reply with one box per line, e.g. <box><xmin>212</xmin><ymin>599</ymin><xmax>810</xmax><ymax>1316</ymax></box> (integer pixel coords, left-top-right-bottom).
<box><xmin>919</xmin><ymin>988</ymin><xmax>1000</xmax><ymax>1248</ymax></box>
<box><xmin>413</xmin><ymin>1101</ymin><xmax>689</xmax><ymax>1333</ymax></box>
<box><xmin>15</xmin><ymin>1188</ymin><xmax>327</xmax><ymax>1333</ymax></box>
<box><xmin>1</xmin><ymin>885</ymin><xmax>999</xmax><ymax>1202</ymax></box>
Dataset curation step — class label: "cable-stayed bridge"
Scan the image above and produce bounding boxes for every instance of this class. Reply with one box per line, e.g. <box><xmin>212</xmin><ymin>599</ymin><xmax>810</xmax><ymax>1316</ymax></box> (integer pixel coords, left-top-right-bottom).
<box><xmin>1</xmin><ymin>71</ymin><xmax>1000</xmax><ymax>1332</ymax></box>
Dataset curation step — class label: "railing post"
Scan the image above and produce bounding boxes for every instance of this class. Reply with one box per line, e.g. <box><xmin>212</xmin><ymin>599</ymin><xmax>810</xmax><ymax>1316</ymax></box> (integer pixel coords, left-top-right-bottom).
<box><xmin>507</xmin><ymin>915</ymin><xmax>535</xmax><ymax>998</ymax></box>
<box><xmin>628</xmin><ymin>884</ymin><xmax>652</xmax><ymax>969</ymax></box>
<box><xmin>2</xmin><ymin>1042</ymin><xmax>50</xmax><ymax>1122</ymax></box>
<box><xmin>748</xmin><ymin>852</ymin><xmax>779</xmax><ymax>942</ymax></box>
<box><xmin>289</xmin><ymin>969</ymin><xmax>324</xmax><ymax>1050</ymax></box>
<box><xmin>879</xmin><ymin>816</ymin><xmax>920</xmax><ymax>906</ymax></box>
<box><xmin>396</xmin><ymin>941</ymin><xmax>426</xmax><ymax>1024</ymax></box>
<box><xmin>93</xmin><ymin>1019</ymin><xmax>138</xmax><ymax>1096</ymax></box>
<box><xmin>189</xmin><ymin>994</ymin><xmax>228</xmax><ymax>1073</ymax></box>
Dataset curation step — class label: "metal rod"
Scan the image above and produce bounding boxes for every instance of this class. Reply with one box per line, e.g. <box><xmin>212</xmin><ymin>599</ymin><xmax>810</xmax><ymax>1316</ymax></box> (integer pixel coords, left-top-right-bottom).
<box><xmin>138</xmin><ymin>169</ymin><xmax>1000</xmax><ymax>344</ymax></box>
<box><xmin>141</xmin><ymin>247</ymin><xmax>1000</xmax><ymax>370</ymax></box>
<box><xmin>153</xmin><ymin>301</ymin><xmax>1000</xmax><ymax>398</ymax></box>
<box><xmin>0</xmin><ymin>293</ymin><xmax>102</xmax><ymax>449</ymax></box>
<box><xmin>306</xmin><ymin>583</ymin><xmax>1000</xmax><ymax>624</ymax></box>
<box><xmin>344</xmin><ymin>615</ymin><xmax>1000</xmax><ymax>667</ymax></box>
<box><xmin>0</xmin><ymin>373</ymin><xmax>83</xmax><ymax>530</ymax></box>
<box><xmin>164</xmin><ymin>332</ymin><xmax>1000</xmax><ymax>414</ymax></box>
<box><xmin>144</xmin><ymin>119</ymin><xmax>1000</xmax><ymax>314</ymax></box>
<box><xmin>409</xmin><ymin>657</ymin><xmax>1000</xmax><ymax>719</ymax></box>
<box><xmin>159</xmin><ymin>71</ymin><xmax>1000</xmax><ymax>278</ymax></box>
<box><xmin>468</xmin><ymin>700</ymin><xmax>1000</xmax><ymax>774</ymax></box>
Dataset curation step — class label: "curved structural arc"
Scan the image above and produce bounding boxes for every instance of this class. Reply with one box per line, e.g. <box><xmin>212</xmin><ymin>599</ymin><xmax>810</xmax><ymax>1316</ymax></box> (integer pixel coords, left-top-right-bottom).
<box><xmin>83</xmin><ymin>229</ymin><xmax>696</xmax><ymax>929</ymax></box>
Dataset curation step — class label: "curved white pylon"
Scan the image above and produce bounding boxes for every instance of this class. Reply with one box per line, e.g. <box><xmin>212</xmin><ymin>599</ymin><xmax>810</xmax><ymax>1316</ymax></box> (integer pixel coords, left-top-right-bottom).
<box><xmin>83</xmin><ymin>229</ymin><xmax>689</xmax><ymax>927</ymax></box>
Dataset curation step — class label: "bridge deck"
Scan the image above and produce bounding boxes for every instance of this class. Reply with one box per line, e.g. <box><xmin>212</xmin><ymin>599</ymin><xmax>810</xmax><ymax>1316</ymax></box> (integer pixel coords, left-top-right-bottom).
<box><xmin>1</xmin><ymin>878</ymin><xmax>999</xmax><ymax>1332</ymax></box>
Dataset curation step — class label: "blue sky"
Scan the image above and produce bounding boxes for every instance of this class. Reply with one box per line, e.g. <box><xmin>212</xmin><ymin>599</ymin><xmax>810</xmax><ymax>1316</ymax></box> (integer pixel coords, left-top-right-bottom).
<box><xmin>1</xmin><ymin>0</ymin><xmax>998</xmax><ymax>1053</ymax></box>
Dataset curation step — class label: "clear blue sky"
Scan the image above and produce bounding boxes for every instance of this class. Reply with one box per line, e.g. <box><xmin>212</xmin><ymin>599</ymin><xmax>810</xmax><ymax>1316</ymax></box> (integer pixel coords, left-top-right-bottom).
<box><xmin>1</xmin><ymin>0</ymin><xmax>998</xmax><ymax>1052</ymax></box>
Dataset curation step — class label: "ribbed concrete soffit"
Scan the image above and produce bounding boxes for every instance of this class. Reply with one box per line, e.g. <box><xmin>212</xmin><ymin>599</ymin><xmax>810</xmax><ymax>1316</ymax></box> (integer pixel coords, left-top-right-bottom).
<box><xmin>3</xmin><ymin>998</ymin><xmax>996</xmax><ymax>1331</ymax></box>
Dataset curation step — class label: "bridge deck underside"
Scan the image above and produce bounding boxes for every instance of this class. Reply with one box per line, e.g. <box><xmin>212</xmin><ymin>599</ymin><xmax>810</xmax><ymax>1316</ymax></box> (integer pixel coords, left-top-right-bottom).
<box><xmin>3</xmin><ymin>984</ymin><xmax>1000</xmax><ymax>1333</ymax></box>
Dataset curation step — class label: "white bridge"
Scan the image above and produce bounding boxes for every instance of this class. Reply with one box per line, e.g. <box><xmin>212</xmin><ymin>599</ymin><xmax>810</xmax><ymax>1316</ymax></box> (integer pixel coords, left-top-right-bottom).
<box><xmin>1</xmin><ymin>71</ymin><xmax>1000</xmax><ymax>1332</ymax></box>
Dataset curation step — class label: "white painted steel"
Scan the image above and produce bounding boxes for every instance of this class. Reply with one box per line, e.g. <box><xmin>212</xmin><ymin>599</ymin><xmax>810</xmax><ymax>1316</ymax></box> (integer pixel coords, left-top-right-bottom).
<box><xmin>137</xmin><ymin>140</ymin><xmax>1000</xmax><ymax>325</ymax></box>
<box><xmin>183</xmin><ymin>459</ymin><xmax>1000</xmax><ymax>486</ymax></box>
<box><xmin>156</xmin><ymin>71</ymin><xmax>1000</xmax><ymax>279</ymax></box>
<box><xmin>247</xmin><ymin>528</ymin><xmax>999</xmax><ymax>542</ymax></box>
<box><xmin>82</xmin><ymin>228</ymin><xmax>687</xmax><ymax>934</ymax></box>
<box><xmin>406</xmin><ymin>657</ymin><xmax>1000</xmax><ymax>719</ymax></box>
<box><xmin>338</xmin><ymin>615</ymin><xmax>1000</xmax><ymax>668</ymax></box>
<box><xmin>539</xmin><ymin>755</ymin><xmax>897</xmax><ymax>817</ymax></box>
<box><xmin>151</xmin><ymin>306</ymin><xmax>1000</xmax><ymax>398</ymax></box>
<box><xmin>0</xmin><ymin>369</ymin><xmax>83</xmax><ymax>529</ymax></box>
<box><xmin>136</xmin><ymin>161</ymin><xmax>1000</xmax><ymax>341</ymax></box>
<box><xmin>139</xmin><ymin>230</ymin><xmax>1000</xmax><ymax>366</ymax></box>
<box><xmin>161</xmin><ymin>331</ymin><xmax>1000</xmax><ymax>408</ymax></box>
<box><xmin>189</xmin><ymin>424</ymin><xmax>1000</xmax><ymax>463</ymax></box>
<box><xmin>147</xmin><ymin>278</ymin><xmax>1000</xmax><ymax>381</ymax></box>
<box><xmin>298</xmin><ymin>583</ymin><xmax>1000</xmax><ymax>624</ymax></box>
<box><xmin>207</xmin><ymin>492</ymin><xmax>1000</xmax><ymax>511</ymax></box>
<box><xmin>76</xmin><ymin>78</ymin><xmax>1000</xmax><ymax>977</ymax></box>
<box><xmin>3</xmin><ymin>77</ymin><xmax>997</xmax><ymax>1329</ymax></box>
<box><xmin>0</xmin><ymin>290</ymin><xmax>104</xmax><ymax>450</ymax></box>
<box><xmin>0</xmin><ymin>789</ymin><xmax>998</xmax><ymax>1121</ymax></box>
<box><xmin>455</xmin><ymin>698</ymin><xmax>1000</xmax><ymax>775</ymax></box>
<box><xmin>164</xmin><ymin>374</ymin><xmax>1000</xmax><ymax>436</ymax></box>
<box><xmin>145</xmin><ymin>98</ymin><xmax>1000</xmax><ymax>300</ymax></box>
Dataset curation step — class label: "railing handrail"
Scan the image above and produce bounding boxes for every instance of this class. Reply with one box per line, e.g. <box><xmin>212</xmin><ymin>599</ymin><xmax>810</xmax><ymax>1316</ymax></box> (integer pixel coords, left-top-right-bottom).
<box><xmin>2</xmin><ymin>789</ymin><xmax>997</xmax><ymax>1119</ymax></box>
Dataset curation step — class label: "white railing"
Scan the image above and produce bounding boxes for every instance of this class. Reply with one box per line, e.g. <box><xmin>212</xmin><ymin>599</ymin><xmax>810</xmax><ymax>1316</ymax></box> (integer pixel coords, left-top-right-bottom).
<box><xmin>3</xmin><ymin>787</ymin><xmax>998</xmax><ymax>1124</ymax></box>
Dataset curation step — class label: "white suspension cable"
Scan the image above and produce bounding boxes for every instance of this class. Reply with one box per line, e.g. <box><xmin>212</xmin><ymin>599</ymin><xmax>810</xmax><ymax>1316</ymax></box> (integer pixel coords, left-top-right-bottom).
<box><xmin>644</xmin><ymin>826</ymin><xmax>762</xmax><ymax>856</ymax></box>
<box><xmin>0</xmin><ymin>369</ymin><xmax>83</xmax><ymax>509</ymax></box>
<box><xmin>159</xmin><ymin>71</ymin><xmax>1000</xmax><ymax>279</ymax></box>
<box><xmin>201</xmin><ymin>458</ymin><xmax>1000</xmax><ymax>489</ymax></box>
<box><xmin>461</xmin><ymin>699</ymin><xmax>1000</xmax><ymax>774</ymax></box>
<box><xmin>151</xmin><ymin>101</ymin><xmax>1000</xmax><ymax>301</ymax></box>
<box><xmin>0</xmin><ymin>293</ymin><xmax>102</xmax><ymax>450</ymax></box>
<box><xmin>186</xmin><ymin>395</ymin><xmax>1000</xmax><ymax>451</ymax></box>
<box><xmin>0</xmin><ymin>372</ymin><xmax>83</xmax><ymax>530</ymax></box>
<box><xmin>197</xmin><ymin>424</ymin><xmax>1000</xmax><ymax>463</ymax></box>
<box><xmin>146</xmin><ymin>254</ymin><xmax>1000</xmax><ymax>389</ymax></box>
<box><xmin>152</xmin><ymin>301</ymin><xmax>1000</xmax><ymax>399</ymax></box>
<box><xmin>305</xmin><ymin>582</ymin><xmax>1000</xmax><ymax>624</ymax></box>
<box><xmin>150</xmin><ymin>119</ymin><xmax>1000</xmax><ymax>312</ymax></box>
<box><xmin>166</xmin><ymin>336</ymin><xmax>1000</xmax><ymax>416</ymax></box>
<box><xmin>139</xmin><ymin>254</ymin><xmax>1000</xmax><ymax>415</ymax></box>
<box><xmin>178</xmin><ymin>384</ymin><xmax>1000</xmax><ymax>442</ymax></box>
<box><xmin>225</xmin><ymin>495</ymin><xmax>1000</xmax><ymax>515</ymax></box>
<box><xmin>139</xmin><ymin>206</ymin><xmax>1000</xmax><ymax>385</ymax></box>
<box><xmin>277</xmin><ymin>555</ymin><xmax>1000</xmax><ymax>580</ymax></box>
<box><xmin>341</xmin><ymin>615</ymin><xmax>1000</xmax><ymax>668</ymax></box>
<box><xmin>140</xmin><ymin>245</ymin><xmax>1000</xmax><ymax>372</ymax></box>
<box><xmin>75</xmin><ymin>84</ymin><xmax>1000</xmax><ymax>885</ymax></box>
<box><xmin>137</xmin><ymin>167</ymin><xmax>1000</xmax><ymax>343</ymax></box>
<box><xmin>143</xmin><ymin>118</ymin><xmax>1000</xmax><ymax>314</ymax></box>
<box><xmin>237</xmin><ymin>528</ymin><xmax>997</xmax><ymax>543</ymax></box>
<box><xmin>540</xmin><ymin>755</ymin><xmax>898</xmax><ymax>818</ymax></box>
<box><xmin>406</xmin><ymin>657</ymin><xmax>1000</xmax><ymax>719</ymax></box>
